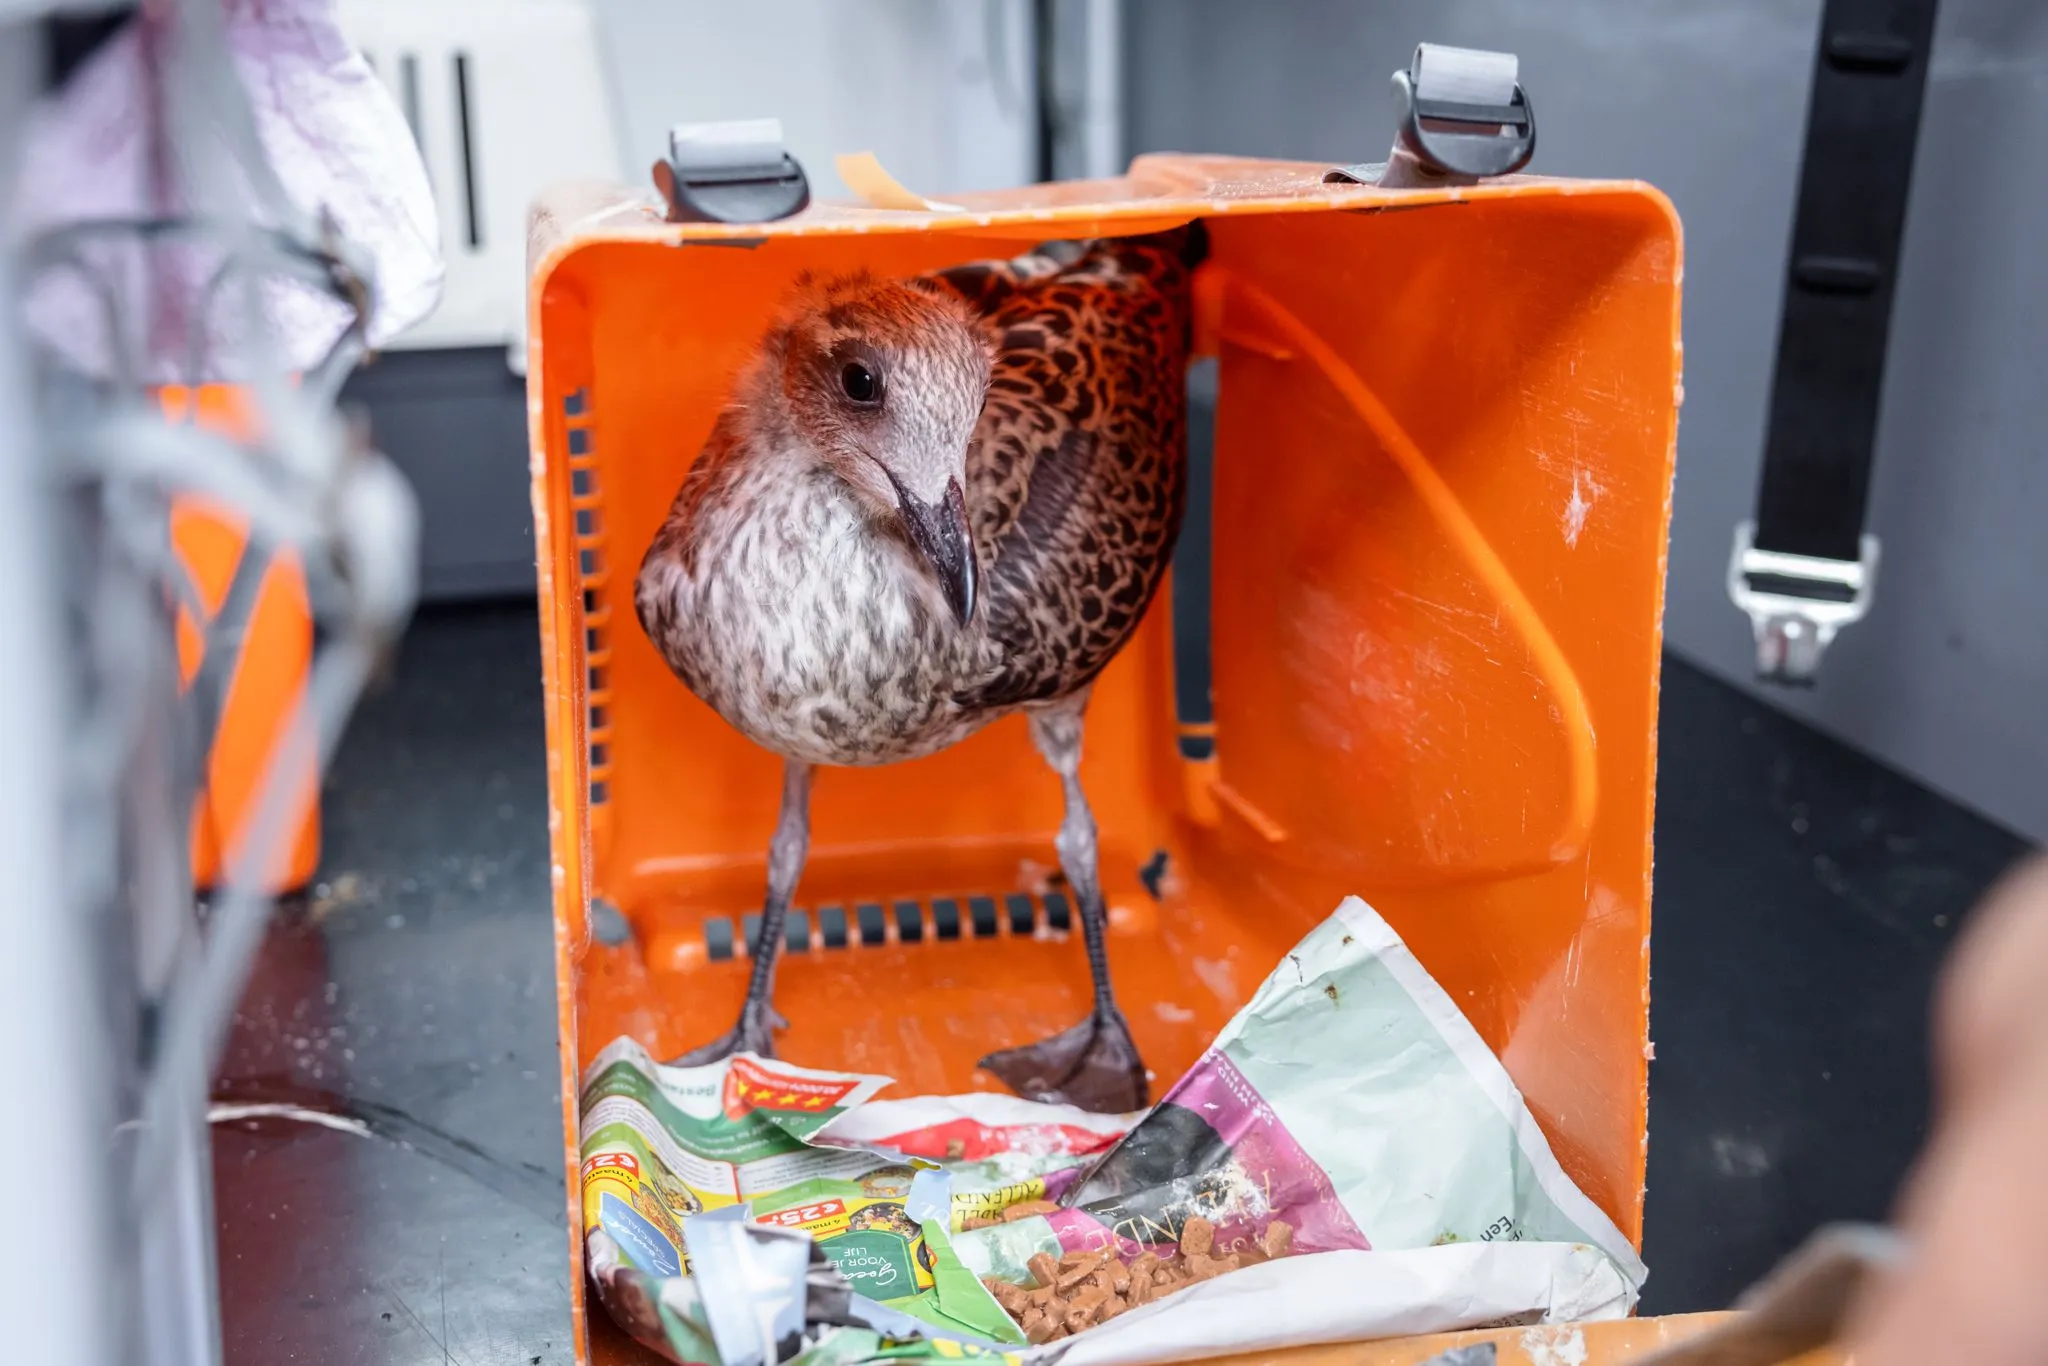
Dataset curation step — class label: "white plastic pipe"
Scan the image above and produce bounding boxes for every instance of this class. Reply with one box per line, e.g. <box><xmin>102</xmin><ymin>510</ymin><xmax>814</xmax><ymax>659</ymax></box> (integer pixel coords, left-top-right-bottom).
<box><xmin>0</xmin><ymin>19</ymin><xmax>121</xmax><ymax>1366</ymax></box>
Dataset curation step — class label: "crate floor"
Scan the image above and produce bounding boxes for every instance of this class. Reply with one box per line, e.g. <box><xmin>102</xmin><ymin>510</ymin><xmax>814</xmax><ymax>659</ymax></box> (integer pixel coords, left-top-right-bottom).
<box><xmin>212</xmin><ymin>601</ymin><xmax>2030</xmax><ymax>1365</ymax></box>
<box><xmin>584</xmin><ymin>869</ymin><xmax>1296</xmax><ymax>1097</ymax></box>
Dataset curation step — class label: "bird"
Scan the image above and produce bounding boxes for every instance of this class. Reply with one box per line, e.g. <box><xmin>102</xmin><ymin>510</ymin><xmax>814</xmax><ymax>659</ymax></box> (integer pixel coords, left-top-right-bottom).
<box><xmin>633</xmin><ymin>225</ymin><xmax>1202</xmax><ymax>1115</ymax></box>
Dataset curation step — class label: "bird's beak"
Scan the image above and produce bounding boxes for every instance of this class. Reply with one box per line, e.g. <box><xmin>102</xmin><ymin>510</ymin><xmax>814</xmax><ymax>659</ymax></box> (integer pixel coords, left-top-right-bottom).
<box><xmin>896</xmin><ymin>477</ymin><xmax>977</xmax><ymax>626</ymax></box>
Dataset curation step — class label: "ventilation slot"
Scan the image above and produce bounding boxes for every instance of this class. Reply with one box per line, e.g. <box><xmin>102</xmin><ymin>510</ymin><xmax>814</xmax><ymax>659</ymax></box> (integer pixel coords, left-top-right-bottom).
<box><xmin>702</xmin><ymin>892</ymin><xmax>1063</xmax><ymax>961</ymax></box>
<box><xmin>564</xmin><ymin>387</ymin><xmax>612</xmax><ymax>811</ymax></box>
<box><xmin>1173</xmin><ymin>357</ymin><xmax>1219</xmax><ymax>760</ymax></box>
<box><xmin>452</xmin><ymin>51</ymin><xmax>482</xmax><ymax>250</ymax></box>
<box><xmin>399</xmin><ymin>52</ymin><xmax>424</xmax><ymax>169</ymax></box>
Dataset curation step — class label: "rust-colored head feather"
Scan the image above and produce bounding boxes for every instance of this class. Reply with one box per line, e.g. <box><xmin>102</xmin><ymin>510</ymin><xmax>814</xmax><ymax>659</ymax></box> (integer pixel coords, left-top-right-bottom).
<box><xmin>742</xmin><ymin>272</ymin><xmax>993</xmax><ymax>517</ymax></box>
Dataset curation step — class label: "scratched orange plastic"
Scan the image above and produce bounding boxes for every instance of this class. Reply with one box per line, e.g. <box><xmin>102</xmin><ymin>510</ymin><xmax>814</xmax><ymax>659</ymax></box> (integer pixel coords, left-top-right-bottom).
<box><xmin>526</xmin><ymin>156</ymin><xmax>1682</xmax><ymax>1366</ymax></box>
<box><xmin>160</xmin><ymin>384</ymin><xmax>320</xmax><ymax>893</ymax></box>
<box><xmin>604</xmin><ymin>1311</ymin><xmax>1845</xmax><ymax>1366</ymax></box>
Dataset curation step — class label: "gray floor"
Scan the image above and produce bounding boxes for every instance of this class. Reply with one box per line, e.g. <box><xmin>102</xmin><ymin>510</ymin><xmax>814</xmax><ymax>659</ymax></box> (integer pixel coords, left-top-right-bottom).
<box><xmin>213</xmin><ymin>601</ymin><xmax>2030</xmax><ymax>1364</ymax></box>
<box><xmin>215</xmin><ymin>606</ymin><xmax>568</xmax><ymax>1366</ymax></box>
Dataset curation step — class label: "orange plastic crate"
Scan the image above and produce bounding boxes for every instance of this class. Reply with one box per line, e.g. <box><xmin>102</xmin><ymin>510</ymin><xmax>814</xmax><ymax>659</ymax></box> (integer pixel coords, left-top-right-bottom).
<box><xmin>527</xmin><ymin>155</ymin><xmax>1682</xmax><ymax>1364</ymax></box>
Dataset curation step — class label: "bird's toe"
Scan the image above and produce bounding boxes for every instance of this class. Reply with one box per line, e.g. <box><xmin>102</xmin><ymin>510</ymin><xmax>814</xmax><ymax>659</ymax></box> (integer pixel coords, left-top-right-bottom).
<box><xmin>979</xmin><ymin>1009</ymin><xmax>1148</xmax><ymax>1114</ymax></box>
<box><xmin>667</xmin><ymin>1002</ymin><xmax>783</xmax><ymax>1067</ymax></box>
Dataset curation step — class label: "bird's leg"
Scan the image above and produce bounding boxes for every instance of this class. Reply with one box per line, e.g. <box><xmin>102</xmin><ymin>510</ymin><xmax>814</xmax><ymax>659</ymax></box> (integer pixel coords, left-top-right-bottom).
<box><xmin>671</xmin><ymin>760</ymin><xmax>812</xmax><ymax>1066</ymax></box>
<box><xmin>979</xmin><ymin>702</ymin><xmax>1149</xmax><ymax>1113</ymax></box>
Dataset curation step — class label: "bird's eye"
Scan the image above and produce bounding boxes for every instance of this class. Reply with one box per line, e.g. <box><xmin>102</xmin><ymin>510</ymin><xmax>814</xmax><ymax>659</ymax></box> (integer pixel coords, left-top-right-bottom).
<box><xmin>840</xmin><ymin>361</ymin><xmax>882</xmax><ymax>405</ymax></box>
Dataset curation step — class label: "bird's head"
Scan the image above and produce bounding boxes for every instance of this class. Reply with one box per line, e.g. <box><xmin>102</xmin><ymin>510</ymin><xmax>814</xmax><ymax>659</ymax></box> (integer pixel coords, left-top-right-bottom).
<box><xmin>755</xmin><ymin>272</ymin><xmax>993</xmax><ymax>627</ymax></box>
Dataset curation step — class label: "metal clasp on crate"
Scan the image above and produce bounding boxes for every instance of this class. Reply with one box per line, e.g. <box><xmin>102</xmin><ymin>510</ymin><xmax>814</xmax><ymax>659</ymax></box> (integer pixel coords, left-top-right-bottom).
<box><xmin>1727</xmin><ymin>522</ymin><xmax>1880</xmax><ymax>686</ymax></box>
<box><xmin>1329</xmin><ymin>43</ymin><xmax>1537</xmax><ymax>188</ymax></box>
<box><xmin>653</xmin><ymin>118</ymin><xmax>810</xmax><ymax>225</ymax></box>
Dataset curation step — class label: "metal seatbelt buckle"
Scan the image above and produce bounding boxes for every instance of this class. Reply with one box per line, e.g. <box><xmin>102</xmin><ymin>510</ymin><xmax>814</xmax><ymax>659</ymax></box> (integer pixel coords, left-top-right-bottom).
<box><xmin>1728</xmin><ymin>522</ymin><xmax>1880</xmax><ymax>687</ymax></box>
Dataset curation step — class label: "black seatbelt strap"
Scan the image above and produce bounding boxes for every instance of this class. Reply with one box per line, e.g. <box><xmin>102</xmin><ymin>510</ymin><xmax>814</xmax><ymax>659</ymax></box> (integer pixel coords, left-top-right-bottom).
<box><xmin>1731</xmin><ymin>0</ymin><xmax>1939</xmax><ymax>684</ymax></box>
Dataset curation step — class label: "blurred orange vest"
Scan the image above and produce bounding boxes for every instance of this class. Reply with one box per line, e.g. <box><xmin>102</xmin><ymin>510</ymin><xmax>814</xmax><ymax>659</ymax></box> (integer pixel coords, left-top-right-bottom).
<box><xmin>160</xmin><ymin>384</ymin><xmax>320</xmax><ymax>893</ymax></box>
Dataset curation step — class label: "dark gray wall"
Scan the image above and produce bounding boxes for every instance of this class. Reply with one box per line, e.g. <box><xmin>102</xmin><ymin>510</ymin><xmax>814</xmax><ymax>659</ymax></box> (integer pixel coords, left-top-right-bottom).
<box><xmin>1127</xmin><ymin>0</ymin><xmax>2048</xmax><ymax>842</ymax></box>
<box><xmin>345</xmin><ymin>348</ymin><xmax>536</xmax><ymax>601</ymax></box>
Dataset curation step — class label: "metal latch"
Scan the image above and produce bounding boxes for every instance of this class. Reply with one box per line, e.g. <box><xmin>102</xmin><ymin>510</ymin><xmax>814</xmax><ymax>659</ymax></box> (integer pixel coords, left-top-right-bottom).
<box><xmin>653</xmin><ymin>118</ymin><xmax>811</xmax><ymax>225</ymax></box>
<box><xmin>1727</xmin><ymin>522</ymin><xmax>1880</xmax><ymax>686</ymax></box>
<box><xmin>1329</xmin><ymin>43</ymin><xmax>1537</xmax><ymax>188</ymax></box>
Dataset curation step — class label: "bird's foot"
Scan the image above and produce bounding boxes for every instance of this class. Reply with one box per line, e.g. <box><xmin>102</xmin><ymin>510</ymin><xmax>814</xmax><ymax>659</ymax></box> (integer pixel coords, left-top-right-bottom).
<box><xmin>667</xmin><ymin>1001</ymin><xmax>787</xmax><ymax>1067</ymax></box>
<box><xmin>979</xmin><ymin>1005</ymin><xmax>1148</xmax><ymax>1114</ymax></box>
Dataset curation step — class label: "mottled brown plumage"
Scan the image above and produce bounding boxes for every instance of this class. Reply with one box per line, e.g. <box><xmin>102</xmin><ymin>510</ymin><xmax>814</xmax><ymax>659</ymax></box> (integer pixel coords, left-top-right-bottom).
<box><xmin>634</xmin><ymin>228</ymin><xmax>1199</xmax><ymax>1112</ymax></box>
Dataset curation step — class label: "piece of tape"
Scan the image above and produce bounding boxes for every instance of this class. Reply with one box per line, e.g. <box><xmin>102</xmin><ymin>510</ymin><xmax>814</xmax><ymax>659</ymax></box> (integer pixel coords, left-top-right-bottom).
<box><xmin>835</xmin><ymin>151</ymin><xmax>963</xmax><ymax>213</ymax></box>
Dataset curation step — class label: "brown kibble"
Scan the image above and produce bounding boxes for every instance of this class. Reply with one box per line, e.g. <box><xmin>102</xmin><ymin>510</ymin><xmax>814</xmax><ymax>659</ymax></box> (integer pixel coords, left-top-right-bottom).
<box><xmin>1055</xmin><ymin>1251</ymin><xmax>1111</xmax><ymax>1291</ymax></box>
<box><xmin>982</xmin><ymin>1278</ymin><xmax>1029</xmax><ymax>1315</ymax></box>
<box><xmin>1188</xmin><ymin>1252</ymin><xmax>1242</xmax><ymax>1282</ymax></box>
<box><xmin>1002</xmin><ymin>1200</ymin><xmax>1061</xmax><ymax>1223</ymax></box>
<box><xmin>991</xmin><ymin>1242</ymin><xmax>1249</xmax><ymax>1339</ymax></box>
<box><xmin>962</xmin><ymin>1216</ymin><xmax>1000</xmax><ymax>1231</ymax></box>
<box><xmin>1069</xmin><ymin>1282</ymin><xmax>1108</xmax><ymax>1315</ymax></box>
<box><xmin>1261</xmin><ymin>1220</ymin><xmax>1294</xmax><ymax>1260</ymax></box>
